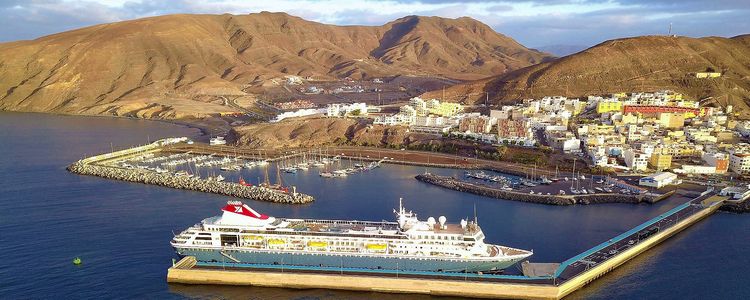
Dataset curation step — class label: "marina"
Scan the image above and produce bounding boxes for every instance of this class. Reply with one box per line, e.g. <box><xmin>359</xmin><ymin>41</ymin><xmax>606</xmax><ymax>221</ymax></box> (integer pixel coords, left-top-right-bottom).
<box><xmin>66</xmin><ymin>138</ymin><xmax>314</xmax><ymax>204</ymax></box>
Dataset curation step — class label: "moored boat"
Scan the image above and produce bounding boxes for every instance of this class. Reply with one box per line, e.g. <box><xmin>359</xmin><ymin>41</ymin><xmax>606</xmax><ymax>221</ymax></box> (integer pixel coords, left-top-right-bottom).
<box><xmin>171</xmin><ymin>199</ymin><xmax>533</xmax><ymax>272</ymax></box>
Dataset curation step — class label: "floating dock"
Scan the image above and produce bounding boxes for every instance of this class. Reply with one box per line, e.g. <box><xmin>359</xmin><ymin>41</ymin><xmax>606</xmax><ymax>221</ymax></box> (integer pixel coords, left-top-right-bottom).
<box><xmin>167</xmin><ymin>192</ymin><xmax>726</xmax><ymax>299</ymax></box>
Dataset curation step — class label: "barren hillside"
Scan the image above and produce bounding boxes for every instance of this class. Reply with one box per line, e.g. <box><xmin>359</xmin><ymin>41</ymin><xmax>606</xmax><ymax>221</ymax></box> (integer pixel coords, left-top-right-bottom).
<box><xmin>425</xmin><ymin>35</ymin><xmax>750</xmax><ymax>117</ymax></box>
<box><xmin>0</xmin><ymin>12</ymin><xmax>548</xmax><ymax>119</ymax></box>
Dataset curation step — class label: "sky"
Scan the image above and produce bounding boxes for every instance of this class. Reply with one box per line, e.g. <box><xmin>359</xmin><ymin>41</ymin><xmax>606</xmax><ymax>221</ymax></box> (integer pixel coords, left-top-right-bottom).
<box><xmin>0</xmin><ymin>0</ymin><xmax>748</xmax><ymax>48</ymax></box>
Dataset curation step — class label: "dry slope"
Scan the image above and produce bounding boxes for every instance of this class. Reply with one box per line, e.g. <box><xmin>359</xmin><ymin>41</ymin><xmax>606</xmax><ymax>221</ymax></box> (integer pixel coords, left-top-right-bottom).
<box><xmin>0</xmin><ymin>12</ymin><xmax>549</xmax><ymax>119</ymax></box>
<box><xmin>427</xmin><ymin>35</ymin><xmax>750</xmax><ymax>116</ymax></box>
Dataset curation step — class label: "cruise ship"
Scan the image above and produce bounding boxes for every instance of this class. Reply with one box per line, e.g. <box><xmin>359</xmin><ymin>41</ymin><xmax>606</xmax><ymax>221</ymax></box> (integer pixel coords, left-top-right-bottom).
<box><xmin>171</xmin><ymin>200</ymin><xmax>533</xmax><ymax>272</ymax></box>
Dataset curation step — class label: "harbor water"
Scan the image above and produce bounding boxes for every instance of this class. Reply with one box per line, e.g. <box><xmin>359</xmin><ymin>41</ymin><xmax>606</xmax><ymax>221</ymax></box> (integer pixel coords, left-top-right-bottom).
<box><xmin>1</xmin><ymin>111</ymin><xmax>748</xmax><ymax>299</ymax></box>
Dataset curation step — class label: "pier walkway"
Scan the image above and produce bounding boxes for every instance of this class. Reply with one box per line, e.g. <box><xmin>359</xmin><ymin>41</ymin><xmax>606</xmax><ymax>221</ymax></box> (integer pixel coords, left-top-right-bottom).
<box><xmin>167</xmin><ymin>191</ymin><xmax>726</xmax><ymax>299</ymax></box>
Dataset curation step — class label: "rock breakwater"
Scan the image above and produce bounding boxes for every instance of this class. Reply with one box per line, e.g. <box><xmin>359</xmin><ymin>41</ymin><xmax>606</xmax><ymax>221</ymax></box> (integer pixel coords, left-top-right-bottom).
<box><xmin>67</xmin><ymin>162</ymin><xmax>313</xmax><ymax>204</ymax></box>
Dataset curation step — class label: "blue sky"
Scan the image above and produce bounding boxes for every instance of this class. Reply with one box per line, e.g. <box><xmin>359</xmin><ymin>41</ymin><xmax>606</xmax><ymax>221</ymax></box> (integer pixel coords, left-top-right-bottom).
<box><xmin>1</xmin><ymin>0</ymin><xmax>748</xmax><ymax>47</ymax></box>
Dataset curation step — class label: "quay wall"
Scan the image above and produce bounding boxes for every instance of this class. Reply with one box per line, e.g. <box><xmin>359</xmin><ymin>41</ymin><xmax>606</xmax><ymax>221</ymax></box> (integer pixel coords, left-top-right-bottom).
<box><xmin>67</xmin><ymin>162</ymin><xmax>313</xmax><ymax>204</ymax></box>
<box><xmin>167</xmin><ymin>264</ymin><xmax>560</xmax><ymax>300</ymax></box>
<box><xmin>415</xmin><ymin>173</ymin><xmax>649</xmax><ymax>206</ymax></box>
<box><xmin>556</xmin><ymin>197</ymin><xmax>723</xmax><ymax>298</ymax></box>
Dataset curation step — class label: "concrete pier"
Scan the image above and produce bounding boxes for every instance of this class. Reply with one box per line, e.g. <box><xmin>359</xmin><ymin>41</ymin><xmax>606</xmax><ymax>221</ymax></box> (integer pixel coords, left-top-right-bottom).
<box><xmin>166</xmin><ymin>192</ymin><xmax>726</xmax><ymax>299</ymax></box>
<box><xmin>415</xmin><ymin>173</ymin><xmax>659</xmax><ymax>206</ymax></box>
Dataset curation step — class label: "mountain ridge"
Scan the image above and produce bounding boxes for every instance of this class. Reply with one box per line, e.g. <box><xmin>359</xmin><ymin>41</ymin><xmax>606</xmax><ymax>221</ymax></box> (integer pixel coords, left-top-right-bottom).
<box><xmin>424</xmin><ymin>35</ymin><xmax>750</xmax><ymax>117</ymax></box>
<box><xmin>0</xmin><ymin>12</ymin><xmax>549</xmax><ymax>118</ymax></box>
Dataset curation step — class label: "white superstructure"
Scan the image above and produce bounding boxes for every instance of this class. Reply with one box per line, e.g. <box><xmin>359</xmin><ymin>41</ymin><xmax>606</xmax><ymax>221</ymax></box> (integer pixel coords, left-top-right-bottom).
<box><xmin>171</xmin><ymin>199</ymin><xmax>532</xmax><ymax>272</ymax></box>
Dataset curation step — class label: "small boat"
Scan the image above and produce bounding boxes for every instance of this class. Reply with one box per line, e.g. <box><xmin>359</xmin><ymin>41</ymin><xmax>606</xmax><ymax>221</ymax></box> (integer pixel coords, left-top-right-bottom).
<box><xmin>216</xmin><ymin>175</ymin><xmax>225</xmax><ymax>182</ymax></box>
<box><xmin>320</xmin><ymin>172</ymin><xmax>334</xmax><ymax>178</ymax></box>
<box><xmin>239</xmin><ymin>177</ymin><xmax>253</xmax><ymax>187</ymax></box>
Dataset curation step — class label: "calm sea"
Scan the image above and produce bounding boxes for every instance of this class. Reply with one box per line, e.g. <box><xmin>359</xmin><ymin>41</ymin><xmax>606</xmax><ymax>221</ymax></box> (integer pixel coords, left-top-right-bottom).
<box><xmin>1</xmin><ymin>111</ymin><xmax>748</xmax><ymax>299</ymax></box>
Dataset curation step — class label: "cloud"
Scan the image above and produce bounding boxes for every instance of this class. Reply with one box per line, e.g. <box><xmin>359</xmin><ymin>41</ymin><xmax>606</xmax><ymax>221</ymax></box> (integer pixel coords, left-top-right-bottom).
<box><xmin>0</xmin><ymin>0</ymin><xmax>747</xmax><ymax>49</ymax></box>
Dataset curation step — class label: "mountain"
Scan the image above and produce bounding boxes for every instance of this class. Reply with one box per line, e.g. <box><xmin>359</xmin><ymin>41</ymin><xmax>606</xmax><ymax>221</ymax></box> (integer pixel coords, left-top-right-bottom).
<box><xmin>0</xmin><ymin>12</ymin><xmax>548</xmax><ymax>119</ymax></box>
<box><xmin>534</xmin><ymin>44</ymin><xmax>587</xmax><ymax>57</ymax></box>
<box><xmin>427</xmin><ymin>35</ymin><xmax>750</xmax><ymax>117</ymax></box>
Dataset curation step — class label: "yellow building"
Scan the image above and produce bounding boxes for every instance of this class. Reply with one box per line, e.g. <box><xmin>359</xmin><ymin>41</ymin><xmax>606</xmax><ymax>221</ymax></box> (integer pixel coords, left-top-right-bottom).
<box><xmin>620</xmin><ymin>113</ymin><xmax>639</xmax><ymax>125</ymax></box>
<box><xmin>588</xmin><ymin>124</ymin><xmax>615</xmax><ymax>135</ymax></box>
<box><xmin>597</xmin><ymin>100</ymin><xmax>623</xmax><ymax>114</ymax></box>
<box><xmin>429</xmin><ymin>102</ymin><xmax>463</xmax><ymax>116</ymax></box>
<box><xmin>659</xmin><ymin>112</ymin><xmax>686</xmax><ymax>129</ymax></box>
<box><xmin>612</xmin><ymin>92</ymin><xmax>627</xmax><ymax>98</ymax></box>
<box><xmin>649</xmin><ymin>153</ymin><xmax>673</xmax><ymax>171</ymax></box>
<box><xmin>675</xmin><ymin>100</ymin><xmax>698</xmax><ymax>108</ymax></box>
<box><xmin>695</xmin><ymin>72</ymin><xmax>721</xmax><ymax>78</ymax></box>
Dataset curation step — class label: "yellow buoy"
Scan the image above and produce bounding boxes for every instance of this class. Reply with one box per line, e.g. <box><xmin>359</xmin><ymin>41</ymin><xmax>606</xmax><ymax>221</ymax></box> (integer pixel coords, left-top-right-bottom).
<box><xmin>73</xmin><ymin>257</ymin><xmax>82</xmax><ymax>265</ymax></box>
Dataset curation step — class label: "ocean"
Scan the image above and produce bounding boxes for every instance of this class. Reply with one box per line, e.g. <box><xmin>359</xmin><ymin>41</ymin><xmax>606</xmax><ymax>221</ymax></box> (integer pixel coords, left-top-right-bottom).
<box><xmin>1</xmin><ymin>111</ymin><xmax>748</xmax><ymax>299</ymax></box>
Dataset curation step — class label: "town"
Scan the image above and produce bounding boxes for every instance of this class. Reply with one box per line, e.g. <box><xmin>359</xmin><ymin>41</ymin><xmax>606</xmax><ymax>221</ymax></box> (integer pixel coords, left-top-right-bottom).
<box><xmin>260</xmin><ymin>88</ymin><xmax>750</xmax><ymax>197</ymax></box>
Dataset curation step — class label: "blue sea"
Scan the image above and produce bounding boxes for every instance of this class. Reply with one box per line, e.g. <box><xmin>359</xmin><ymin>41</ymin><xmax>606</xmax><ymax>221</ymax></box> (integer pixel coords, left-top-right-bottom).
<box><xmin>1</xmin><ymin>111</ymin><xmax>748</xmax><ymax>299</ymax></box>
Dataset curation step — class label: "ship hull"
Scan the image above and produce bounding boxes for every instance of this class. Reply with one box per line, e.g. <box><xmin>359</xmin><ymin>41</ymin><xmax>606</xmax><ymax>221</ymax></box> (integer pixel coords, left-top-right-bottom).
<box><xmin>175</xmin><ymin>247</ymin><xmax>526</xmax><ymax>272</ymax></box>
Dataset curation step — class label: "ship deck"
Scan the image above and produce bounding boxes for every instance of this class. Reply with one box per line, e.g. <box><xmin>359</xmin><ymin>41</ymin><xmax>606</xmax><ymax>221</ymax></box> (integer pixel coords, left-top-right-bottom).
<box><xmin>283</xmin><ymin>218</ymin><xmax>400</xmax><ymax>234</ymax></box>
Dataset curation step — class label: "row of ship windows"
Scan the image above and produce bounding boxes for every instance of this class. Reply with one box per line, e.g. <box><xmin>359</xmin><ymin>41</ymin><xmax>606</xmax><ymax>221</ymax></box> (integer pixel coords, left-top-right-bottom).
<box><xmin>414</xmin><ymin>234</ymin><xmax>474</xmax><ymax>242</ymax></box>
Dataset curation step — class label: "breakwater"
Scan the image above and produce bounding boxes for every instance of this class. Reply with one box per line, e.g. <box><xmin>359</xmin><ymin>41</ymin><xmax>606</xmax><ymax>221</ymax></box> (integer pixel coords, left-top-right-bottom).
<box><xmin>67</xmin><ymin>162</ymin><xmax>313</xmax><ymax>204</ymax></box>
<box><xmin>719</xmin><ymin>199</ymin><xmax>750</xmax><ymax>213</ymax></box>
<box><xmin>415</xmin><ymin>173</ymin><xmax>652</xmax><ymax>206</ymax></box>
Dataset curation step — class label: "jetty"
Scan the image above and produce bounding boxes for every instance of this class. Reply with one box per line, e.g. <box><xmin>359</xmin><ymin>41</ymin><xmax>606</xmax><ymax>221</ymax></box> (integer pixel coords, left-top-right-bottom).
<box><xmin>415</xmin><ymin>173</ymin><xmax>667</xmax><ymax>206</ymax></box>
<box><xmin>167</xmin><ymin>192</ymin><xmax>726</xmax><ymax>299</ymax></box>
<box><xmin>67</xmin><ymin>137</ymin><xmax>313</xmax><ymax>204</ymax></box>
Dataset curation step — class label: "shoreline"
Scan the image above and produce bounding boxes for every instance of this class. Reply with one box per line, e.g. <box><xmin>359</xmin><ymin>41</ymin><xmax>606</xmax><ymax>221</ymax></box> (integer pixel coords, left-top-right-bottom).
<box><xmin>0</xmin><ymin>110</ymin><xmax>214</xmax><ymax>138</ymax></box>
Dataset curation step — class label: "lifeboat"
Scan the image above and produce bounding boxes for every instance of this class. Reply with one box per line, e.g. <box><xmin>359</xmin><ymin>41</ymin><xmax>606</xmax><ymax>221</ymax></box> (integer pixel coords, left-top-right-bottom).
<box><xmin>242</xmin><ymin>235</ymin><xmax>263</xmax><ymax>241</ymax></box>
<box><xmin>307</xmin><ymin>241</ymin><xmax>328</xmax><ymax>248</ymax></box>
<box><xmin>366</xmin><ymin>243</ymin><xmax>387</xmax><ymax>251</ymax></box>
<box><xmin>267</xmin><ymin>239</ymin><xmax>286</xmax><ymax>245</ymax></box>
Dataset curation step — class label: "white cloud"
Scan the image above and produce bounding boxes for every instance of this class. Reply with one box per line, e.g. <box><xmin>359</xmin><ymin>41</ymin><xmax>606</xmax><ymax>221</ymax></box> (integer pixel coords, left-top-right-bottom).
<box><xmin>0</xmin><ymin>0</ymin><xmax>747</xmax><ymax>47</ymax></box>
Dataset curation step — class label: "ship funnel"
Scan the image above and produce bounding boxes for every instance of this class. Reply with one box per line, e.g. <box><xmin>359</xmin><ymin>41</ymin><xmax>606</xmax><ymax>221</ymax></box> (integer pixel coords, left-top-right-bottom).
<box><xmin>460</xmin><ymin>219</ymin><xmax>467</xmax><ymax>229</ymax></box>
<box><xmin>438</xmin><ymin>216</ymin><xmax>446</xmax><ymax>229</ymax></box>
<box><xmin>427</xmin><ymin>217</ymin><xmax>436</xmax><ymax>227</ymax></box>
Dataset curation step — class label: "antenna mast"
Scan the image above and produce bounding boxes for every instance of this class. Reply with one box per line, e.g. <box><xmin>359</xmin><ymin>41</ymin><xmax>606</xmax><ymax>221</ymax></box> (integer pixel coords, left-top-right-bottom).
<box><xmin>473</xmin><ymin>203</ymin><xmax>478</xmax><ymax>224</ymax></box>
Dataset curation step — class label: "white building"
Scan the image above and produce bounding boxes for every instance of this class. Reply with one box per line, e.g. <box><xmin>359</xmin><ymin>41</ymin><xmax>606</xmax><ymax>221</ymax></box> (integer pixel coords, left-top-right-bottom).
<box><xmin>489</xmin><ymin>109</ymin><xmax>511</xmax><ymax>120</ymax></box>
<box><xmin>326</xmin><ymin>103</ymin><xmax>368</xmax><ymax>117</ymax></box>
<box><xmin>272</xmin><ymin>108</ymin><xmax>326</xmax><ymax>122</ymax></box>
<box><xmin>562</xmin><ymin>138</ymin><xmax>581</xmax><ymax>153</ymax></box>
<box><xmin>638</xmin><ymin>172</ymin><xmax>678</xmax><ymax>188</ymax></box>
<box><xmin>623</xmin><ymin>149</ymin><xmax>649</xmax><ymax>171</ymax></box>
<box><xmin>414</xmin><ymin>115</ymin><xmax>446</xmax><ymax>127</ymax></box>
<box><xmin>673</xmin><ymin>165</ymin><xmax>716</xmax><ymax>175</ymax></box>
<box><xmin>730</xmin><ymin>151</ymin><xmax>750</xmax><ymax>175</ymax></box>
<box><xmin>720</xmin><ymin>186</ymin><xmax>750</xmax><ymax>201</ymax></box>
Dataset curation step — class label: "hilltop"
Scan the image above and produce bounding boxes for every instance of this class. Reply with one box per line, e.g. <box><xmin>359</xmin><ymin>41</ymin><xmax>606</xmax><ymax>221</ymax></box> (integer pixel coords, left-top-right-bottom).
<box><xmin>0</xmin><ymin>12</ymin><xmax>548</xmax><ymax>119</ymax></box>
<box><xmin>426</xmin><ymin>35</ymin><xmax>750</xmax><ymax>117</ymax></box>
